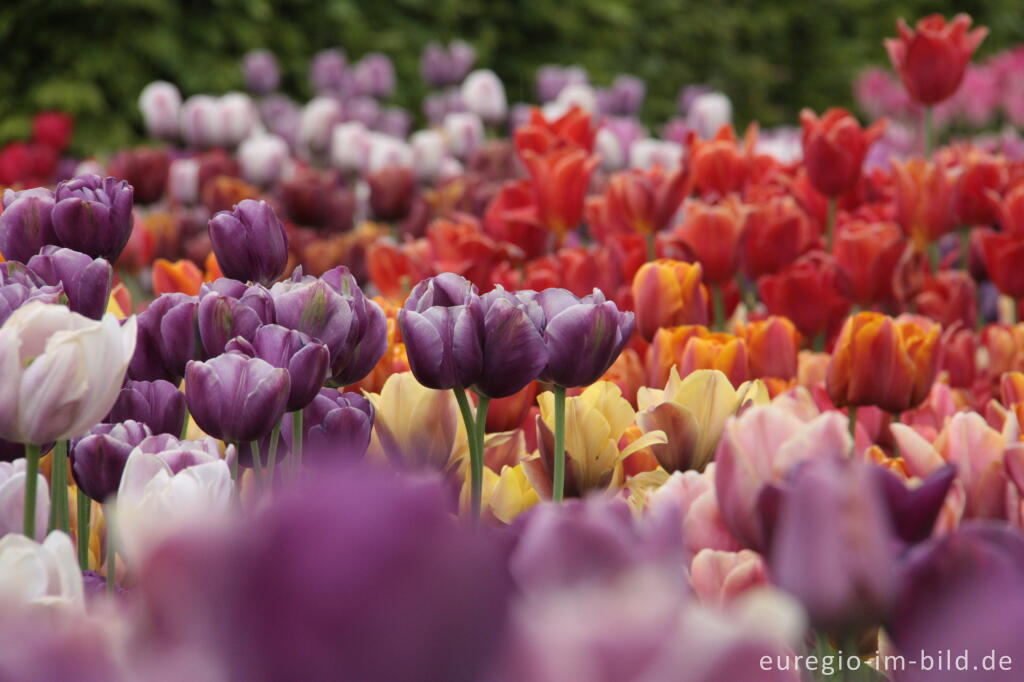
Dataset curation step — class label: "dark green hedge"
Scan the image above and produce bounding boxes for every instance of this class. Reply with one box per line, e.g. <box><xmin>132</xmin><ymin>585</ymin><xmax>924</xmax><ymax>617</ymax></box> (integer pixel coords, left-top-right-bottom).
<box><xmin>2</xmin><ymin>0</ymin><xmax>1022</xmax><ymax>154</ymax></box>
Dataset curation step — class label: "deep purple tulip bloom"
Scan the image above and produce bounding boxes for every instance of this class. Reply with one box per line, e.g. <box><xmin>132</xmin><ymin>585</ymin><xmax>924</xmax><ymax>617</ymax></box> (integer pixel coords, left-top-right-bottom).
<box><xmin>873</xmin><ymin>464</ymin><xmax>956</xmax><ymax>546</ymax></box>
<box><xmin>476</xmin><ymin>285</ymin><xmax>548</xmax><ymax>398</ymax></box>
<box><xmin>197</xmin><ymin>286</ymin><xmax>275</xmax><ymax>357</ymax></box>
<box><xmin>309</xmin><ymin>48</ymin><xmax>348</xmax><ymax>94</ymax></box>
<box><xmin>128</xmin><ymin>293</ymin><xmax>200</xmax><ymax>384</ymax></box>
<box><xmin>526</xmin><ymin>287</ymin><xmax>634</xmax><ymax>388</ymax></box>
<box><xmin>50</xmin><ymin>174</ymin><xmax>134</xmax><ymax>262</ymax></box>
<box><xmin>399</xmin><ymin>273</ymin><xmax>483</xmax><ymax>391</ymax></box>
<box><xmin>281</xmin><ymin>388</ymin><xmax>374</xmax><ymax>463</ymax></box>
<box><xmin>0</xmin><ymin>262</ymin><xmax>63</xmax><ymax>325</ymax></box>
<box><xmin>270</xmin><ymin>266</ymin><xmax>386</xmax><ymax>385</ymax></box>
<box><xmin>71</xmin><ymin>420</ymin><xmax>153</xmax><ymax>502</ymax></box>
<box><xmin>208</xmin><ymin>200</ymin><xmax>289</xmax><ymax>286</ymax></box>
<box><xmin>106</xmin><ymin>379</ymin><xmax>187</xmax><ymax>437</ymax></box>
<box><xmin>133</xmin><ymin>465</ymin><xmax>511</xmax><ymax>682</ymax></box>
<box><xmin>770</xmin><ymin>457</ymin><xmax>899</xmax><ymax>633</ymax></box>
<box><xmin>26</xmin><ymin>246</ymin><xmax>112</xmax><ymax>319</ymax></box>
<box><xmin>0</xmin><ymin>187</ymin><xmax>57</xmax><ymax>262</ymax></box>
<box><xmin>185</xmin><ymin>353</ymin><xmax>290</xmax><ymax>443</ymax></box>
<box><xmin>242</xmin><ymin>49</ymin><xmax>280</xmax><ymax>95</ymax></box>
<box><xmin>227</xmin><ymin>324</ymin><xmax>329</xmax><ymax>412</ymax></box>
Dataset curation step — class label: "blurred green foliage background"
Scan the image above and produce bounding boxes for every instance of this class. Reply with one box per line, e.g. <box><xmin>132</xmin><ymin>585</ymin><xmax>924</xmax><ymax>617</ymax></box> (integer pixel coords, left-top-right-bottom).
<box><xmin>2</xmin><ymin>0</ymin><xmax>1022</xmax><ymax>154</ymax></box>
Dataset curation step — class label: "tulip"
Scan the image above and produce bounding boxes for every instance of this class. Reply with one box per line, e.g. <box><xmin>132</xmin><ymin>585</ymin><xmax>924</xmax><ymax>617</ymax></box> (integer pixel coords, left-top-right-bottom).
<box><xmin>32</xmin><ymin>111</ymin><xmax>73</xmax><ymax>152</ymax></box>
<box><xmin>0</xmin><ymin>187</ymin><xmax>56</xmax><ymax>262</ymax></box>
<box><xmin>832</xmin><ymin>219</ymin><xmax>904</xmax><ymax>307</ymax></box>
<box><xmin>690</xmin><ymin>549</ymin><xmax>767</xmax><ymax>606</ymax></box>
<box><xmin>636</xmin><ymin>368</ymin><xmax>766</xmax><ymax>473</ymax></box>
<box><xmin>409</xmin><ymin>129</ymin><xmax>446</xmax><ymax>181</ymax></box>
<box><xmin>0</xmin><ymin>532</ymin><xmax>83</xmax><ymax>610</ymax></box>
<box><xmin>309</xmin><ymin>48</ymin><xmax>347</xmax><ymax>93</ymax></box>
<box><xmin>208</xmin><ymin>199</ymin><xmax>289</xmax><ymax>286</ymax></box>
<box><xmin>461</xmin><ymin>69</ymin><xmax>507</xmax><ymax>125</ymax></box>
<box><xmin>184</xmin><ymin>353</ymin><xmax>290</xmax><ymax>471</ymax></box>
<box><xmin>367</xmin><ymin>166</ymin><xmax>416</xmax><ymax>222</ymax></box>
<box><xmin>298</xmin><ymin>97</ymin><xmax>344</xmax><ymax>160</ymax></box>
<box><xmin>130</xmin><ymin>433</ymin><xmax>225</xmax><ymax>473</ymax></box>
<box><xmin>25</xmin><ymin>246</ymin><xmax>112</xmax><ymax>320</ymax></box>
<box><xmin>152</xmin><ymin>258</ymin><xmax>203</xmax><ymax>297</ymax></box>
<box><xmin>826</xmin><ymin>312</ymin><xmax>941</xmax><ymax>414</ymax></box>
<box><xmin>915</xmin><ymin>270</ymin><xmax>977</xmax><ymax>329</ymax></box>
<box><xmin>645</xmin><ymin>324</ymin><xmax>709</xmax><ymax>388</ymax></box>
<box><xmin>474</xmin><ymin>286</ymin><xmax>549</xmax><ymax>399</ymax></box>
<box><xmin>444</xmin><ymin>112</ymin><xmax>485</xmax><ymax>159</ymax></box>
<box><xmin>977</xmin><ymin>228</ymin><xmax>1024</xmax><ymax>298</ymax></box>
<box><xmin>179</xmin><ymin>94</ymin><xmax>225</xmax><ymax>148</ymax></box>
<box><xmin>283</xmin><ymin>388</ymin><xmax>374</xmax><ymax>464</ymax></box>
<box><xmin>242</xmin><ymin>49</ymin><xmax>280</xmax><ymax>95</ymax></box>
<box><xmin>687</xmin><ymin>91</ymin><xmax>732</xmax><ymax>139</ymax></box>
<box><xmin>670</xmin><ymin>200</ymin><xmax>745</xmax><ymax>322</ymax></box>
<box><xmin>0</xmin><ymin>460</ymin><xmax>49</xmax><ymax>540</ymax></box>
<box><xmin>771</xmin><ymin>457</ymin><xmax>898</xmax><ymax>632</ymax></box>
<box><xmin>799</xmin><ymin>107</ymin><xmax>884</xmax><ymax>203</ymax></box>
<box><xmin>0</xmin><ymin>263</ymin><xmax>63</xmax><ymax>326</ymax></box>
<box><xmin>738</xmin><ymin>196</ymin><xmax>818</xmax><ymax>280</ymax></box>
<box><xmin>106</xmin><ymin>379</ymin><xmax>187</xmax><ymax>437</ymax></box>
<box><xmin>352</xmin><ymin>53</ymin><xmax>395</xmax><ymax>98</ymax></box>
<box><xmin>737</xmin><ymin>316</ymin><xmax>801</xmax><ymax>380</ymax></box>
<box><xmin>138</xmin><ymin>81</ymin><xmax>182</xmax><ymax>141</ymax></box>
<box><xmin>687</xmin><ymin>124</ymin><xmax>751</xmax><ymax>197</ymax></box>
<box><xmin>872</xmin><ymin>464</ymin><xmax>956</xmax><ymax>546</ymax></box>
<box><xmin>521</xmin><ymin>148</ymin><xmax>598</xmax><ymax>241</ymax></box>
<box><xmin>629</xmin><ymin>138</ymin><xmax>683</xmax><ymax>171</ymax></box>
<box><xmin>891</xmin><ymin>157</ymin><xmax>954</xmax><ymax>249</ymax></box>
<box><xmin>128</xmin><ymin>293</ymin><xmax>201</xmax><ymax>384</ymax></box>
<box><xmin>603</xmin><ymin>166</ymin><xmax>688</xmax><ymax>247</ymax></box>
<box><xmin>196</xmin><ymin>286</ymin><xmax>275</xmax><ymax>357</ymax></box>
<box><xmin>227</xmin><ymin>324</ymin><xmax>329</xmax><ymax>414</ymax></box>
<box><xmin>885</xmin><ymin>14</ymin><xmax>988</xmax><ymax>106</ymax></box>
<box><xmin>952</xmin><ymin>151</ymin><xmax>1007</xmax><ymax>226</ymax></box>
<box><xmin>676</xmin><ymin>333</ymin><xmax>750</xmax><ymax>387</ymax></box>
<box><xmin>238</xmin><ymin>134</ymin><xmax>289</xmax><ymax>187</ymax></box>
<box><xmin>167</xmin><ymin>157</ymin><xmax>200</xmax><ymax>205</ymax></box>
<box><xmin>758</xmin><ymin>251</ymin><xmax>851</xmax><ymax>346</ymax></box>
<box><xmin>51</xmin><ymin>174</ymin><xmax>134</xmax><ymax>263</ymax></box>
<box><xmin>70</xmin><ymin>420</ymin><xmax>152</xmax><ymax>503</ymax></box>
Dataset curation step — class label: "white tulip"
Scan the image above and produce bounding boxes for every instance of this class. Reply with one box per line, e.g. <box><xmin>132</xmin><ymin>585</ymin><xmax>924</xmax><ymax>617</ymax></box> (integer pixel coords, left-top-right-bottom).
<box><xmin>443</xmin><ymin>112</ymin><xmax>484</xmax><ymax>159</ymax></box>
<box><xmin>0</xmin><ymin>531</ymin><xmax>83</xmax><ymax>610</ymax></box>
<box><xmin>180</xmin><ymin>95</ymin><xmax>224</xmax><ymax>149</ymax></box>
<box><xmin>461</xmin><ymin>69</ymin><xmax>507</xmax><ymax>124</ymax></box>
<box><xmin>0</xmin><ymin>460</ymin><xmax>48</xmax><ymax>540</ymax></box>
<box><xmin>366</xmin><ymin>134</ymin><xmax>414</xmax><ymax>173</ymax></box>
<box><xmin>299</xmin><ymin>97</ymin><xmax>343</xmax><ymax>159</ymax></box>
<box><xmin>238</xmin><ymin>133</ymin><xmax>289</xmax><ymax>186</ymax></box>
<box><xmin>0</xmin><ymin>303</ymin><xmax>136</xmax><ymax>444</ymax></box>
<box><xmin>595</xmin><ymin>128</ymin><xmax>626</xmax><ymax>171</ymax></box>
<box><xmin>219</xmin><ymin>92</ymin><xmax>258</xmax><ymax>148</ymax></box>
<box><xmin>629</xmin><ymin>138</ymin><xmax>683</xmax><ymax>171</ymax></box>
<box><xmin>138</xmin><ymin>81</ymin><xmax>182</xmax><ymax>141</ymax></box>
<box><xmin>556</xmin><ymin>83</ymin><xmax>598</xmax><ymax>114</ymax></box>
<box><xmin>687</xmin><ymin>92</ymin><xmax>733</xmax><ymax>140</ymax></box>
<box><xmin>167</xmin><ymin>158</ymin><xmax>200</xmax><ymax>205</ymax></box>
<box><xmin>330</xmin><ymin>121</ymin><xmax>372</xmax><ymax>174</ymax></box>
<box><xmin>410</xmin><ymin>129</ymin><xmax>446</xmax><ymax>181</ymax></box>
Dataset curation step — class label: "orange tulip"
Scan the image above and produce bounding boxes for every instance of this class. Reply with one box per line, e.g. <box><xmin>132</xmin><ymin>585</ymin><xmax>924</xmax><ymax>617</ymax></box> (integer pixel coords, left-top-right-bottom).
<box><xmin>688</xmin><ymin>124</ymin><xmax>754</xmax><ymax>198</ymax></box>
<box><xmin>1001</xmin><ymin>371</ymin><xmax>1024</xmax><ymax>407</ymax></box>
<box><xmin>826</xmin><ymin>312</ymin><xmax>941</xmax><ymax>413</ymax></box>
<box><xmin>520</xmin><ymin>147</ymin><xmax>598</xmax><ymax>240</ymax></box>
<box><xmin>670</xmin><ymin>199</ymin><xmax>745</xmax><ymax>285</ymax></box>
<box><xmin>152</xmin><ymin>258</ymin><xmax>203</xmax><ymax>296</ymax></box>
<box><xmin>631</xmin><ymin>259</ymin><xmax>709</xmax><ymax>341</ymax></box>
<box><xmin>646</xmin><ymin>324</ymin><xmax>709</xmax><ymax>388</ymax></box>
<box><xmin>677</xmin><ymin>333</ymin><xmax>750</xmax><ymax>387</ymax></box>
<box><xmin>891</xmin><ymin>157</ymin><xmax>955</xmax><ymax>248</ymax></box>
<box><xmin>737</xmin><ymin>316</ymin><xmax>801</xmax><ymax>380</ymax></box>
<box><xmin>204</xmin><ymin>251</ymin><xmax>222</xmax><ymax>281</ymax></box>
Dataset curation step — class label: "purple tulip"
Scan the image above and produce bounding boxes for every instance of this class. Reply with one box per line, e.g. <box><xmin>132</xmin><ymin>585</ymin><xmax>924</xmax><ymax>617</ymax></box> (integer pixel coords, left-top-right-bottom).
<box><xmin>309</xmin><ymin>48</ymin><xmax>348</xmax><ymax>94</ymax></box>
<box><xmin>535</xmin><ymin>65</ymin><xmax>588</xmax><ymax>103</ymax></box>
<box><xmin>0</xmin><ymin>262</ymin><xmax>63</xmax><ymax>325</ymax></box>
<box><xmin>132</xmin><ymin>464</ymin><xmax>511</xmax><ymax>682</ymax></box>
<box><xmin>197</xmin><ymin>286</ymin><xmax>275</xmax><ymax>357</ymax></box>
<box><xmin>71</xmin><ymin>420</ymin><xmax>153</xmax><ymax>502</ymax></box>
<box><xmin>376</xmin><ymin>106</ymin><xmax>412</xmax><ymax>138</ymax></box>
<box><xmin>770</xmin><ymin>457</ymin><xmax>899</xmax><ymax>632</ymax></box>
<box><xmin>242</xmin><ymin>49</ymin><xmax>280</xmax><ymax>95</ymax></box>
<box><xmin>421</xmin><ymin>42</ymin><xmax>453</xmax><ymax>87</ymax></box>
<box><xmin>185</xmin><ymin>353</ymin><xmax>290</xmax><ymax>443</ymax></box>
<box><xmin>0</xmin><ymin>187</ymin><xmax>57</xmax><ymax>262</ymax></box>
<box><xmin>226</xmin><ymin>324</ymin><xmax>329</xmax><ymax>412</ymax></box>
<box><xmin>26</xmin><ymin>246</ymin><xmax>112</xmax><ymax>319</ymax></box>
<box><xmin>270</xmin><ymin>266</ymin><xmax>386</xmax><ymax>385</ymax></box>
<box><xmin>282</xmin><ymin>388</ymin><xmax>374</xmax><ymax>463</ymax></box>
<box><xmin>448</xmin><ymin>41</ymin><xmax>476</xmax><ymax>83</ymax></box>
<box><xmin>610</xmin><ymin>74</ymin><xmax>646</xmax><ymax>115</ymax></box>
<box><xmin>873</xmin><ymin>464</ymin><xmax>956</xmax><ymax>546</ymax></box>
<box><xmin>128</xmin><ymin>293</ymin><xmax>200</xmax><ymax>384</ymax></box>
<box><xmin>352</xmin><ymin>53</ymin><xmax>396</xmax><ymax>99</ymax></box>
<box><xmin>208</xmin><ymin>200</ymin><xmax>289</xmax><ymax>286</ymax></box>
<box><xmin>398</xmin><ymin>273</ymin><xmax>484</xmax><ymax>391</ymax></box>
<box><xmin>526</xmin><ymin>287</ymin><xmax>634</xmax><ymax>388</ymax></box>
<box><xmin>50</xmin><ymin>174</ymin><xmax>134</xmax><ymax>262</ymax></box>
<box><xmin>106</xmin><ymin>379</ymin><xmax>187</xmax><ymax>437</ymax></box>
<box><xmin>476</xmin><ymin>286</ymin><xmax>548</xmax><ymax>398</ymax></box>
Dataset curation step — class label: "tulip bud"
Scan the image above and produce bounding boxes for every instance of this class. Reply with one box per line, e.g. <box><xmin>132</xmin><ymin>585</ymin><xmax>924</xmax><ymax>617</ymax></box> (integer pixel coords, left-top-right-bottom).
<box><xmin>444</xmin><ymin>112</ymin><xmax>485</xmax><ymax>158</ymax></box>
<box><xmin>0</xmin><ymin>187</ymin><xmax>57</xmax><ymax>263</ymax></box>
<box><xmin>238</xmin><ymin>134</ymin><xmax>289</xmax><ymax>187</ymax></box>
<box><xmin>70</xmin><ymin>420</ymin><xmax>152</xmax><ymax>502</ymax></box>
<box><xmin>128</xmin><ymin>293</ymin><xmax>200</xmax><ymax>384</ymax></box>
<box><xmin>167</xmin><ymin>158</ymin><xmax>200</xmax><ymax>205</ymax></box>
<box><xmin>885</xmin><ymin>14</ymin><xmax>988</xmax><ymax>106</ymax></box>
<box><xmin>227</xmin><ymin>324</ymin><xmax>329</xmax><ymax>412</ymax></box>
<box><xmin>26</xmin><ymin>246</ymin><xmax>112</xmax><ymax>320</ymax></box>
<box><xmin>180</xmin><ymin>95</ymin><xmax>224</xmax><ymax>149</ymax></box>
<box><xmin>410</xmin><ymin>130</ymin><xmax>446</xmax><ymax>181</ymax></box>
<box><xmin>310</xmin><ymin>49</ymin><xmax>348</xmax><ymax>94</ymax></box>
<box><xmin>378</xmin><ymin>106</ymin><xmax>412</xmax><ymax>139</ymax></box>
<box><xmin>677</xmin><ymin>334</ymin><xmax>750</xmax><ymax>387</ymax></box>
<box><xmin>628</xmin><ymin>138</ymin><xmax>683</xmax><ymax>171</ymax></box>
<box><xmin>461</xmin><ymin>69</ymin><xmax>507</xmax><ymax>125</ymax></box>
<box><xmin>185</xmin><ymin>353</ymin><xmax>290</xmax><ymax>443</ymax></box>
<box><xmin>737</xmin><ymin>316</ymin><xmax>801</xmax><ymax>381</ymax></box>
<box><xmin>299</xmin><ymin>97</ymin><xmax>343</xmax><ymax>160</ymax></box>
<box><xmin>220</xmin><ymin>93</ymin><xmax>257</xmax><ymax>148</ymax></box>
<box><xmin>138</xmin><ymin>81</ymin><xmax>182</xmax><ymax>141</ymax></box>
<box><xmin>367</xmin><ymin>166</ymin><xmax>416</xmax><ymax>222</ymax></box>
<box><xmin>293</xmin><ymin>388</ymin><xmax>375</xmax><ymax>463</ymax></box>
<box><xmin>352</xmin><ymin>53</ymin><xmax>395</xmax><ymax>99</ymax></box>
<box><xmin>208</xmin><ymin>199</ymin><xmax>289</xmax><ymax>286</ymax></box>
<box><xmin>330</xmin><ymin>121</ymin><xmax>372</xmax><ymax>174</ymax></box>
<box><xmin>632</xmin><ymin>260</ymin><xmax>709</xmax><ymax>341</ymax></box>
<box><xmin>687</xmin><ymin>92</ymin><xmax>732</xmax><ymax>139</ymax></box>
<box><xmin>800</xmin><ymin>108</ymin><xmax>884</xmax><ymax>198</ymax></box>
<box><xmin>51</xmin><ymin>174</ymin><xmax>134</xmax><ymax>263</ymax></box>
<box><xmin>475</xmin><ymin>286</ymin><xmax>549</xmax><ymax>398</ymax></box>
<box><xmin>671</xmin><ymin>199</ymin><xmax>745</xmax><ymax>285</ymax></box>
<box><xmin>106</xmin><ymin>379</ymin><xmax>187</xmax><ymax>437</ymax></box>
<box><xmin>197</xmin><ymin>290</ymin><xmax>270</xmax><ymax>357</ymax></box>
<box><xmin>242</xmin><ymin>49</ymin><xmax>280</xmax><ymax>95</ymax></box>
<box><xmin>758</xmin><ymin>252</ymin><xmax>851</xmax><ymax>342</ymax></box>
<box><xmin>366</xmin><ymin>134</ymin><xmax>414</xmax><ymax>173</ymax></box>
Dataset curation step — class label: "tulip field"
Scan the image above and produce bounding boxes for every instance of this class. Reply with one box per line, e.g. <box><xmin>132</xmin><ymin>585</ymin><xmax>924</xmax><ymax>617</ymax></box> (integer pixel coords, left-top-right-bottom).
<box><xmin>3</xmin><ymin>9</ymin><xmax>1024</xmax><ymax>681</ymax></box>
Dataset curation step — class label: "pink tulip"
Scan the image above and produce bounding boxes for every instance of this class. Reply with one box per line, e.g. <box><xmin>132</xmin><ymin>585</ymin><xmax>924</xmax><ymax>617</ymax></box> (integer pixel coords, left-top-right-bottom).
<box><xmin>689</xmin><ymin>549</ymin><xmax>767</xmax><ymax>606</ymax></box>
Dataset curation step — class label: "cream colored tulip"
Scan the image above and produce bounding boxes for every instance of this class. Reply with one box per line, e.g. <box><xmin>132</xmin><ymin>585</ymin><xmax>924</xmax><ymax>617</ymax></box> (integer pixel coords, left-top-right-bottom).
<box><xmin>0</xmin><ymin>303</ymin><xmax>137</xmax><ymax>444</ymax></box>
<box><xmin>0</xmin><ymin>531</ymin><xmax>83</xmax><ymax>610</ymax></box>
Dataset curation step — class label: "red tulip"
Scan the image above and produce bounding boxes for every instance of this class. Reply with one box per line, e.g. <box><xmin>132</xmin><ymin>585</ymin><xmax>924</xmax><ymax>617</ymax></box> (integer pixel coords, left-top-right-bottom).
<box><xmin>832</xmin><ymin>219</ymin><xmax>905</xmax><ymax>306</ymax></box>
<box><xmin>915</xmin><ymin>270</ymin><xmax>977</xmax><ymax>329</ymax></box>
<box><xmin>688</xmin><ymin>124</ymin><xmax>754</xmax><ymax>198</ymax></box>
<box><xmin>758</xmin><ymin>251</ymin><xmax>851</xmax><ymax>343</ymax></box>
<box><xmin>32</xmin><ymin>111</ymin><xmax>74</xmax><ymax>152</ymax></box>
<box><xmin>977</xmin><ymin>229</ymin><xmax>1024</xmax><ymax>298</ymax></box>
<box><xmin>602</xmin><ymin>166</ymin><xmax>689</xmax><ymax>235</ymax></box>
<box><xmin>951</xmin><ymin>152</ymin><xmax>1008</xmax><ymax>226</ymax></box>
<box><xmin>885</xmin><ymin>14</ymin><xmax>988</xmax><ymax>105</ymax></box>
<box><xmin>513</xmin><ymin>106</ymin><xmax>595</xmax><ymax>157</ymax></box>
<box><xmin>800</xmin><ymin>108</ymin><xmax>885</xmax><ymax>198</ymax></box>
<box><xmin>989</xmin><ymin>183</ymin><xmax>1024</xmax><ymax>237</ymax></box>
<box><xmin>738</xmin><ymin>196</ymin><xmax>819</xmax><ymax>279</ymax></box>
<box><xmin>669</xmin><ymin>199</ymin><xmax>745</xmax><ymax>285</ymax></box>
<box><xmin>520</xmin><ymin>147</ymin><xmax>598</xmax><ymax>241</ymax></box>
<box><xmin>891</xmin><ymin>157</ymin><xmax>955</xmax><ymax>248</ymax></box>
<box><xmin>483</xmin><ymin>180</ymin><xmax>548</xmax><ymax>259</ymax></box>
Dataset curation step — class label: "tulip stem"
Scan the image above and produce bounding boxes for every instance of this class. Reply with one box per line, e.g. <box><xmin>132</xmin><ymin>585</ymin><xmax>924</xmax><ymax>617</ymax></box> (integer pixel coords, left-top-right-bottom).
<box><xmin>267</xmin><ymin>424</ymin><xmax>280</xmax><ymax>483</ymax></box>
<box><xmin>645</xmin><ymin>232</ymin><xmax>657</xmax><ymax>262</ymax></box>
<box><xmin>848</xmin><ymin>405</ymin><xmax>858</xmax><ymax>455</ymax></box>
<box><xmin>923</xmin><ymin>106</ymin><xmax>934</xmax><ymax>157</ymax></box>
<box><xmin>453</xmin><ymin>387</ymin><xmax>481</xmax><ymax>518</ymax></box>
<box><xmin>927</xmin><ymin>242</ymin><xmax>940</xmax><ymax>274</ymax></box>
<box><xmin>474</xmin><ymin>392</ymin><xmax>490</xmax><ymax>516</ymax></box>
<box><xmin>105</xmin><ymin>508</ymin><xmax>115</xmax><ymax>593</ymax></box>
<box><xmin>49</xmin><ymin>441</ymin><xmax>70</xmax><ymax>534</ymax></box>
<box><xmin>959</xmin><ymin>227</ymin><xmax>971</xmax><ymax>271</ymax></box>
<box><xmin>77</xmin><ymin>488</ymin><xmax>90</xmax><ymax>570</ymax></box>
<box><xmin>552</xmin><ymin>385</ymin><xmax>567</xmax><ymax>503</ymax></box>
<box><xmin>179</xmin><ymin>409</ymin><xmax>190</xmax><ymax>440</ymax></box>
<box><xmin>251</xmin><ymin>440</ymin><xmax>263</xmax><ymax>489</ymax></box>
<box><xmin>291</xmin><ymin>411</ymin><xmax>304</xmax><ymax>470</ymax></box>
<box><xmin>711</xmin><ymin>284</ymin><xmax>726</xmax><ymax>332</ymax></box>
<box><xmin>22</xmin><ymin>443</ymin><xmax>41</xmax><ymax>538</ymax></box>
<box><xmin>230</xmin><ymin>443</ymin><xmax>240</xmax><ymax>482</ymax></box>
<box><xmin>825</xmin><ymin>197</ymin><xmax>836</xmax><ymax>251</ymax></box>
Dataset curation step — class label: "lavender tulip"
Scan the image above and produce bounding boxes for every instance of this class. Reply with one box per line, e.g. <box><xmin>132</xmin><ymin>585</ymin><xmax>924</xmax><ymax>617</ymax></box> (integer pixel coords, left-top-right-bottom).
<box><xmin>352</xmin><ymin>53</ymin><xmax>395</xmax><ymax>99</ymax></box>
<box><xmin>50</xmin><ymin>175</ymin><xmax>134</xmax><ymax>263</ymax></box>
<box><xmin>131</xmin><ymin>433</ymin><xmax>224</xmax><ymax>473</ymax></box>
<box><xmin>873</xmin><ymin>464</ymin><xmax>956</xmax><ymax>546</ymax></box>
<box><xmin>476</xmin><ymin>286</ymin><xmax>548</xmax><ymax>399</ymax></box>
<box><xmin>242</xmin><ymin>49</ymin><xmax>280</xmax><ymax>95</ymax></box>
<box><xmin>106</xmin><ymin>379</ymin><xmax>187</xmax><ymax>437</ymax></box>
<box><xmin>128</xmin><ymin>293</ymin><xmax>200</xmax><ymax>384</ymax></box>
<box><xmin>0</xmin><ymin>187</ymin><xmax>56</xmax><ymax>262</ymax></box>
<box><xmin>282</xmin><ymin>388</ymin><xmax>374</xmax><ymax>463</ymax></box>
<box><xmin>70</xmin><ymin>420</ymin><xmax>152</xmax><ymax>502</ymax></box>
<box><xmin>421</xmin><ymin>42</ymin><xmax>453</xmax><ymax>87</ymax></box>
<box><xmin>535</xmin><ymin>65</ymin><xmax>588</xmax><ymax>103</ymax></box>
<box><xmin>309</xmin><ymin>48</ymin><xmax>348</xmax><ymax>94</ymax></box>
<box><xmin>610</xmin><ymin>74</ymin><xmax>646</xmax><ymax>115</ymax></box>
<box><xmin>26</xmin><ymin>246</ymin><xmax>112</xmax><ymax>319</ymax></box>
<box><xmin>197</xmin><ymin>286</ymin><xmax>274</xmax><ymax>357</ymax></box>
<box><xmin>208</xmin><ymin>199</ymin><xmax>288</xmax><ymax>286</ymax></box>
<box><xmin>0</xmin><ymin>262</ymin><xmax>63</xmax><ymax>326</ymax></box>
<box><xmin>377</xmin><ymin>106</ymin><xmax>412</xmax><ymax>138</ymax></box>
<box><xmin>185</xmin><ymin>353</ymin><xmax>289</xmax><ymax>443</ymax></box>
<box><xmin>770</xmin><ymin>457</ymin><xmax>898</xmax><ymax>632</ymax></box>
<box><xmin>226</xmin><ymin>324</ymin><xmax>329</xmax><ymax>412</ymax></box>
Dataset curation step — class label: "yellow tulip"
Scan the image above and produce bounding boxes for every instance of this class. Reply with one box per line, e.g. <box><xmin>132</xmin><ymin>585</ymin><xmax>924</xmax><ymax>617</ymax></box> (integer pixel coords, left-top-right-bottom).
<box><xmin>635</xmin><ymin>367</ymin><xmax>768</xmax><ymax>472</ymax></box>
<box><xmin>461</xmin><ymin>463</ymin><xmax>540</xmax><ymax>524</ymax></box>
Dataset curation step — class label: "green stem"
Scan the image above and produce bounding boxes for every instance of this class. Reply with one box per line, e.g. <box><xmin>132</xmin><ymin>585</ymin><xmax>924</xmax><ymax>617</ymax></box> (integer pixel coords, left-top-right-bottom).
<box><xmin>826</xmin><ymin>197</ymin><xmax>837</xmax><ymax>251</ymax></box>
<box><xmin>927</xmin><ymin>241</ymin><xmax>940</xmax><ymax>274</ymax></box>
<box><xmin>923</xmin><ymin>105</ymin><xmax>934</xmax><ymax>157</ymax></box>
<box><xmin>812</xmin><ymin>331</ymin><xmax>826</xmax><ymax>353</ymax></box>
<box><xmin>453</xmin><ymin>387</ymin><xmax>481</xmax><ymax>517</ymax></box>
<box><xmin>267</xmin><ymin>423</ymin><xmax>280</xmax><ymax>482</ymax></box>
<box><xmin>179</xmin><ymin>409</ymin><xmax>190</xmax><ymax>440</ymax></box>
<box><xmin>250</xmin><ymin>440</ymin><xmax>263</xmax><ymax>489</ymax></box>
<box><xmin>711</xmin><ymin>284</ymin><xmax>726</xmax><ymax>332</ymax></box>
<box><xmin>77</xmin><ymin>488</ymin><xmax>90</xmax><ymax>570</ymax></box>
<box><xmin>848</xmin><ymin>405</ymin><xmax>858</xmax><ymax>455</ymax></box>
<box><xmin>22</xmin><ymin>443</ymin><xmax>41</xmax><ymax>538</ymax></box>
<box><xmin>105</xmin><ymin>508</ymin><xmax>115</xmax><ymax>593</ymax></box>
<box><xmin>291</xmin><ymin>411</ymin><xmax>304</xmax><ymax>470</ymax></box>
<box><xmin>49</xmin><ymin>441</ymin><xmax>69</xmax><ymax>534</ymax></box>
<box><xmin>552</xmin><ymin>385</ymin><xmax>568</xmax><ymax>503</ymax></box>
<box><xmin>230</xmin><ymin>443</ymin><xmax>239</xmax><ymax>482</ymax></box>
<box><xmin>474</xmin><ymin>393</ymin><xmax>490</xmax><ymax>516</ymax></box>
<box><xmin>645</xmin><ymin>232</ymin><xmax>657</xmax><ymax>262</ymax></box>
<box><xmin>960</xmin><ymin>227</ymin><xmax>971</xmax><ymax>271</ymax></box>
